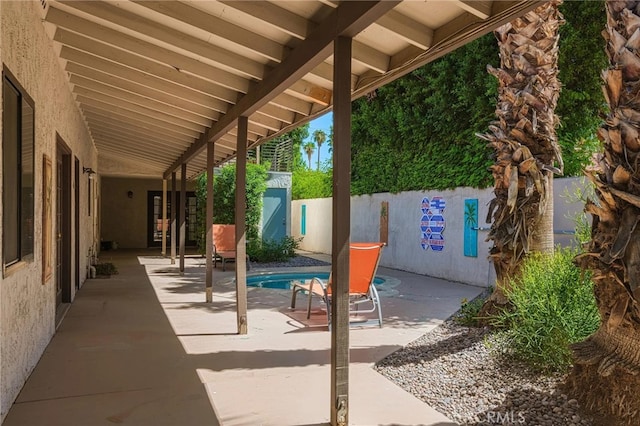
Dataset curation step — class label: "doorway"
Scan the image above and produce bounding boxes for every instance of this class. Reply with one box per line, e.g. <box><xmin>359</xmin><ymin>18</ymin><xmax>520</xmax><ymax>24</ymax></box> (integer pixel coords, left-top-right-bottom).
<box><xmin>74</xmin><ymin>157</ymin><xmax>80</xmax><ymax>290</ymax></box>
<box><xmin>56</xmin><ymin>139</ymin><xmax>72</xmax><ymax>311</ymax></box>
<box><xmin>147</xmin><ymin>191</ymin><xmax>197</xmax><ymax>247</ymax></box>
<box><xmin>262</xmin><ymin>188</ymin><xmax>287</xmax><ymax>242</ymax></box>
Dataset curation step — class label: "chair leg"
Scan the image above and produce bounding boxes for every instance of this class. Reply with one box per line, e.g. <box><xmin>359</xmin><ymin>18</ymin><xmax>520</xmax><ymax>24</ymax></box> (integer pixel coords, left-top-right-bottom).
<box><xmin>291</xmin><ymin>285</ymin><xmax>301</xmax><ymax>309</ymax></box>
<box><xmin>222</xmin><ymin>259</ymin><xmax>226</xmax><ymax>271</ymax></box>
<box><xmin>306</xmin><ymin>290</ymin><xmax>313</xmax><ymax>319</ymax></box>
<box><xmin>371</xmin><ymin>285</ymin><xmax>383</xmax><ymax>327</ymax></box>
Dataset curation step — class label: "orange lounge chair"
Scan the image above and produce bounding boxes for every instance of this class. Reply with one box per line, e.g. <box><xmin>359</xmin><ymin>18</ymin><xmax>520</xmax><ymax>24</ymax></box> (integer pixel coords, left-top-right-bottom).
<box><xmin>290</xmin><ymin>242</ymin><xmax>385</xmax><ymax>327</ymax></box>
<box><xmin>213</xmin><ymin>224</ymin><xmax>250</xmax><ymax>271</ymax></box>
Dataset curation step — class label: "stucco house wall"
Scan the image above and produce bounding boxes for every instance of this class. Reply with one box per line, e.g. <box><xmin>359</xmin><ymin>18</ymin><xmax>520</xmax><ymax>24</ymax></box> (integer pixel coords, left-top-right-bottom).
<box><xmin>101</xmin><ymin>177</ymin><xmax>196</xmax><ymax>249</ymax></box>
<box><xmin>292</xmin><ymin>177</ymin><xmax>588</xmax><ymax>288</ymax></box>
<box><xmin>0</xmin><ymin>2</ymin><xmax>98</xmax><ymax>420</ymax></box>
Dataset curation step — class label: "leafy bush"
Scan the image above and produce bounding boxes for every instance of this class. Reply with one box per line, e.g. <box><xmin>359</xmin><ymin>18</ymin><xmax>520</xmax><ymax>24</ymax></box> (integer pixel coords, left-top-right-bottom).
<box><xmin>454</xmin><ymin>291</ymin><xmax>491</xmax><ymax>326</ymax></box>
<box><xmin>292</xmin><ymin>169</ymin><xmax>332</xmax><ymax>200</ymax></box>
<box><xmin>350</xmin><ymin>1</ymin><xmax>605</xmax><ymax>194</ymax></box>
<box><xmin>95</xmin><ymin>262</ymin><xmax>118</xmax><ymax>276</ymax></box>
<box><xmin>248</xmin><ymin>236</ymin><xmax>302</xmax><ymax>263</ymax></box>
<box><xmin>492</xmin><ymin>248</ymin><xmax>600</xmax><ymax>372</ymax></box>
<box><xmin>195</xmin><ymin>163</ymin><xmax>268</xmax><ymax>253</ymax></box>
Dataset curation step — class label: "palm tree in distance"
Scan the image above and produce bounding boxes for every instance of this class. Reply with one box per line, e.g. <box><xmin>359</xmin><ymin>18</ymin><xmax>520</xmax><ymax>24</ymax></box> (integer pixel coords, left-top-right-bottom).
<box><xmin>303</xmin><ymin>142</ymin><xmax>315</xmax><ymax>169</ymax></box>
<box><xmin>313</xmin><ymin>129</ymin><xmax>327</xmax><ymax>170</ymax></box>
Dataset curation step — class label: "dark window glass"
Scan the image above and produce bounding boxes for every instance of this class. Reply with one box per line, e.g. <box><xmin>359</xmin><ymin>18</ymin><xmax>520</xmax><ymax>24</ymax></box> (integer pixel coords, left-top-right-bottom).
<box><xmin>3</xmin><ymin>71</ymin><xmax>35</xmax><ymax>267</ymax></box>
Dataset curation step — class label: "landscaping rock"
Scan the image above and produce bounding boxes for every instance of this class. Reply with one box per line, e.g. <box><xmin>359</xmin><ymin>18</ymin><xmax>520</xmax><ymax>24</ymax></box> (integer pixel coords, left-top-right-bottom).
<box><xmin>375</xmin><ymin>319</ymin><xmax>595</xmax><ymax>426</ymax></box>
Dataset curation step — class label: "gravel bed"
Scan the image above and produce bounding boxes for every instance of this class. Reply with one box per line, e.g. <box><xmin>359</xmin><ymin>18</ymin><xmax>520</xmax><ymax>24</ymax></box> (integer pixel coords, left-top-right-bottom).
<box><xmin>251</xmin><ymin>255</ymin><xmax>329</xmax><ymax>269</ymax></box>
<box><xmin>375</xmin><ymin>318</ymin><xmax>594</xmax><ymax>425</ymax></box>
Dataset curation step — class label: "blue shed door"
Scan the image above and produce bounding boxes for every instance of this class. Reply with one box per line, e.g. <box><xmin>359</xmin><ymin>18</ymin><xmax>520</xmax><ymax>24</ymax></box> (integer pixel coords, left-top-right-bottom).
<box><xmin>262</xmin><ymin>188</ymin><xmax>287</xmax><ymax>242</ymax></box>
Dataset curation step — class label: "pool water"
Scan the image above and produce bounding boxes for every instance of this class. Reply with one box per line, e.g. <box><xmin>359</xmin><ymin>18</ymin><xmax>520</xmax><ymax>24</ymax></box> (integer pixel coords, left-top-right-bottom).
<box><xmin>246</xmin><ymin>272</ymin><xmax>397</xmax><ymax>294</ymax></box>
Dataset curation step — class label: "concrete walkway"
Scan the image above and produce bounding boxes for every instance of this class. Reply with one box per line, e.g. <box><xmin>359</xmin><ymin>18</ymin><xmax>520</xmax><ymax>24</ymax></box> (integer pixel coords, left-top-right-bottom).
<box><xmin>4</xmin><ymin>250</ymin><xmax>483</xmax><ymax>426</ymax></box>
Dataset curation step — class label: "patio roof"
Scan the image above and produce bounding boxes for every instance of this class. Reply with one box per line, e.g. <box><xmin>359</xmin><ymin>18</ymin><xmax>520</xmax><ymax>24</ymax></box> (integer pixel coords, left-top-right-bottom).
<box><xmin>42</xmin><ymin>0</ymin><xmax>542</xmax><ymax>179</ymax></box>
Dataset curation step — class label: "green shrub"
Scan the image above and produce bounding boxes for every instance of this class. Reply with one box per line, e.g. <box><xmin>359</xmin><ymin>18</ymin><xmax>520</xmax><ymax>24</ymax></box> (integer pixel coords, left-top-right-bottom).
<box><xmin>95</xmin><ymin>262</ymin><xmax>118</xmax><ymax>276</ymax></box>
<box><xmin>292</xmin><ymin>169</ymin><xmax>332</xmax><ymax>200</ymax></box>
<box><xmin>248</xmin><ymin>236</ymin><xmax>302</xmax><ymax>263</ymax></box>
<box><xmin>493</xmin><ymin>248</ymin><xmax>600</xmax><ymax>372</ymax></box>
<box><xmin>195</xmin><ymin>163</ymin><xmax>268</xmax><ymax>254</ymax></box>
<box><xmin>454</xmin><ymin>291</ymin><xmax>490</xmax><ymax>326</ymax></box>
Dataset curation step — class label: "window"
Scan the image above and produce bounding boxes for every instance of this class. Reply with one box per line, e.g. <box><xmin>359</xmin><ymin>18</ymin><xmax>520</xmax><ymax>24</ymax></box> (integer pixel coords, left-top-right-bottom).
<box><xmin>3</xmin><ymin>69</ymin><xmax>35</xmax><ymax>268</ymax></box>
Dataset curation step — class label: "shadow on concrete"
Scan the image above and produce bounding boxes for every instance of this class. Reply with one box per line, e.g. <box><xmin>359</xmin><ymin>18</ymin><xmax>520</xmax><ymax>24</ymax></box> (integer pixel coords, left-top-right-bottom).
<box><xmin>3</xmin><ymin>252</ymin><xmax>222</xmax><ymax>426</ymax></box>
<box><xmin>376</xmin><ymin>327</ymin><xmax>487</xmax><ymax>368</ymax></box>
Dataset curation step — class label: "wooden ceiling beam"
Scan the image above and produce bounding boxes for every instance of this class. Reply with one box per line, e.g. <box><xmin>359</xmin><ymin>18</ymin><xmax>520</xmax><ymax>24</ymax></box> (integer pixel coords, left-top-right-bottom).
<box><xmin>220</xmin><ymin>0</ymin><xmax>389</xmax><ymax>75</ymax></box>
<box><xmin>81</xmin><ymin>104</ymin><xmax>201</xmax><ymax>140</ymax></box>
<box><xmin>259</xmin><ymin>103</ymin><xmax>296</xmax><ymax>124</ymax></box>
<box><xmin>132</xmin><ymin>1</ymin><xmax>285</xmax><ymax>62</ymax></box>
<box><xmin>61</xmin><ymin>47</ymin><xmax>229</xmax><ymax>112</ymax></box>
<box><xmin>218</xmin><ymin>1</ymin><xmax>312</xmax><ymax>40</ymax></box>
<box><xmin>57</xmin><ymin>0</ymin><xmax>266</xmax><ymax>80</ymax></box>
<box><xmin>74</xmin><ymin>86</ymin><xmax>213</xmax><ymax>128</ymax></box>
<box><xmin>375</xmin><ymin>11</ymin><xmax>434</xmax><ymax>50</ymax></box>
<box><xmin>87</xmin><ymin>121</ymin><xmax>191</xmax><ymax>150</ymax></box>
<box><xmin>46</xmin><ymin>5</ymin><xmax>251</xmax><ymax>93</ymax></box>
<box><xmin>96</xmin><ymin>144</ymin><xmax>174</xmax><ymax>166</ymax></box>
<box><xmin>95</xmin><ymin>138</ymin><xmax>178</xmax><ymax>160</ymax></box>
<box><xmin>84</xmin><ymin>113</ymin><xmax>193</xmax><ymax>146</ymax></box>
<box><xmin>165</xmin><ymin>1</ymin><xmax>400</xmax><ymax>178</ymax></box>
<box><xmin>68</xmin><ymin>68</ymin><xmax>216</xmax><ymax>119</ymax></box>
<box><xmin>90</xmin><ymin>131</ymin><xmax>184</xmax><ymax>156</ymax></box>
<box><xmin>54</xmin><ymin>28</ymin><xmax>239</xmax><ymax>105</ymax></box>
<box><xmin>287</xmin><ymin>81</ymin><xmax>332</xmax><ymax>106</ymax></box>
<box><xmin>76</xmin><ymin>95</ymin><xmax>206</xmax><ymax>135</ymax></box>
<box><xmin>248</xmin><ymin>113</ymin><xmax>283</xmax><ymax>133</ymax></box>
<box><xmin>456</xmin><ymin>0</ymin><xmax>493</xmax><ymax>19</ymax></box>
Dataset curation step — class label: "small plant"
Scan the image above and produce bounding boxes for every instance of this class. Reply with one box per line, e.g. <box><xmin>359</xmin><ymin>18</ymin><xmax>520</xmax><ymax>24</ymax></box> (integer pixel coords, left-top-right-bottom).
<box><xmin>454</xmin><ymin>290</ymin><xmax>490</xmax><ymax>326</ymax></box>
<box><xmin>95</xmin><ymin>262</ymin><xmax>118</xmax><ymax>276</ymax></box>
<box><xmin>492</xmin><ymin>248</ymin><xmax>600</xmax><ymax>372</ymax></box>
<box><xmin>248</xmin><ymin>236</ymin><xmax>302</xmax><ymax>263</ymax></box>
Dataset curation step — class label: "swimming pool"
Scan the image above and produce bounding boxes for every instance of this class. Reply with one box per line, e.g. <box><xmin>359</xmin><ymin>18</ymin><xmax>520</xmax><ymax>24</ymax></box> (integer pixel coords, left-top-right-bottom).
<box><xmin>245</xmin><ymin>272</ymin><xmax>400</xmax><ymax>296</ymax></box>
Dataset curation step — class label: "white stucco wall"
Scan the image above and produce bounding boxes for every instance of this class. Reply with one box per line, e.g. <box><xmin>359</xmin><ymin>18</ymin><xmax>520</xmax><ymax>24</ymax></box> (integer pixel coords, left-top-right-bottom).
<box><xmin>292</xmin><ymin>177</ymin><xmax>587</xmax><ymax>288</ymax></box>
<box><xmin>0</xmin><ymin>2</ymin><xmax>98</xmax><ymax>420</ymax></box>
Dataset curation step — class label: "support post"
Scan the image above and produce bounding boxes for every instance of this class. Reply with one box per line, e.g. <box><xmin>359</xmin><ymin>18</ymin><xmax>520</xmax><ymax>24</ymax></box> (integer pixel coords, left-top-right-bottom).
<box><xmin>331</xmin><ymin>35</ymin><xmax>352</xmax><ymax>426</ymax></box>
<box><xmin>161</xmin><ymin>179</ymin><xmax>167</xmax><ymax>257</ymax></box>
<box><xmin>235</xmin><ymin>116</ymin><xmax>249</xmax><ymax>335</ymax></box>
<box><xmin>179</xmin><ymin>163</ymin><xmax>186</xmax><ymax>274</ymax></box>
<box><xmin>205</xmin><ymin>141</ymin><xmax>215</xmax><ymax>303</ymax></box>
<box><xmin>170</xmin><ymin>172</ymin><xmax>177</xmax><ymax>265</ymax></box>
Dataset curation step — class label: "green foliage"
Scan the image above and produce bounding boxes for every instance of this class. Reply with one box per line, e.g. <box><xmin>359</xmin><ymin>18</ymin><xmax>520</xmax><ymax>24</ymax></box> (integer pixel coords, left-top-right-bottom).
<box><xmin>195</xmin><ymin>163</ymin><xmax>268</xmax><ymax>253</ymax></box>
<box><xmin>303</xmin><ymin>142</ymin><xmax>316</xmax><ymax>169</ymax></box>
<box><xmin>492</xmin><ymin>249</ymin><xmax>600</xmax><ymax>372</ymax></box>
<box><xmin>292</xmin><ymin>169</ymin><xmax>332</xmax><ymax>200</ymax></box>
<box><xmin>351</xmin><ymin>32</ymin><xmax>498</xmax><ymax>194</ymax></box>
<box><xmin>556</xmin><ymin>0</ymin><xmax>607</xmax><ymax>176</ymax></box>
<box><xmin>248</xmin><ymin>236</ymin><xmax>302</xmax><ymax>263</ymax></box>
<box><xmin>351</xmin><ymin>1</ymin><xmax>606</xmax><ymax>194</ymax></box>
<box><xmin>454</xmin><ymin>292</ymin><xmax>490</xmax><ymax>326</ymax></box>
<box><xmin>561</xmin><ymin>179</ymin><xmax>596</xmax><ymax>246</ymax></box>
<box><xmin>95</xmin><ymin>262</ymin><xmax>118</xmax><ymax>276</ymax></box>
<box><xmin>287</xmin><ymin>124</ymin><xmax>310</xmax><ymax>172</ymax></box>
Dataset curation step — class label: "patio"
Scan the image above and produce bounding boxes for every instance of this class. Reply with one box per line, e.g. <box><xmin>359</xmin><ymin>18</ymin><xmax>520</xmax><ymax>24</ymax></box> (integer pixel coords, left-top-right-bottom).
<box><xmin>4</xmin><ymin>250</ymin><xmax>482</xmax><ymax>425</ymax></box>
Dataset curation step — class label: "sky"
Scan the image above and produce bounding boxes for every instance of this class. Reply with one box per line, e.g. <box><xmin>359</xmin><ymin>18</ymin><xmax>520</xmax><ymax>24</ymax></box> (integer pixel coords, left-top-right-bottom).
<box><xmin>300</xmin><ymin>111</ymin><xmax>333</xmax><ymax>169</ymax></box>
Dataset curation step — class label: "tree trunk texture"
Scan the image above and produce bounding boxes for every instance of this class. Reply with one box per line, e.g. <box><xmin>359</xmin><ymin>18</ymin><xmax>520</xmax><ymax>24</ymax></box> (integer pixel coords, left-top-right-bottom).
<box><xmin>478</xmin><ymin>1</ymin><xmax>564</xmax><ymax>316</ymax></box>
<box><xmin>568</xmin><ymin>1</ymin><xmax>640</xmax><ymax>423</ymax></box>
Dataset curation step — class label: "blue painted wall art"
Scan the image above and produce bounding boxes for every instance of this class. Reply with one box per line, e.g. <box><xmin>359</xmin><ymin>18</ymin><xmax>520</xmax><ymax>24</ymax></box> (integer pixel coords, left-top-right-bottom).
<box><xmin>420</xmin><ymin>196</ymin><xmax>446</xmax><ymax>251</ymax></box>
<box><xmin>464</xmin><ymin>199</ymin><xmax>478</xmax><ymax>257</ymax></box>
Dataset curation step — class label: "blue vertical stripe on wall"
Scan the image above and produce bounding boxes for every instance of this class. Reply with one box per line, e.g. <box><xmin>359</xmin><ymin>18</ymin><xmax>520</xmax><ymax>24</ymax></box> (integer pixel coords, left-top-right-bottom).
<box><xmin>301</xmin><ymin>205</ymin><xmax>306</xmax><ymax>235</ymax></box>
<box><xmin>464</xmin><ymin>199</ymin><xmax>478</xmax><ymax>257</ymax></box>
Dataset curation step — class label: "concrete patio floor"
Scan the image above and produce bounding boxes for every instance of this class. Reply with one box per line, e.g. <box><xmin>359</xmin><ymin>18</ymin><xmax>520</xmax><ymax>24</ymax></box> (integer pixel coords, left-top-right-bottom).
<box><xmin>4</xmin><ymin>249</ymin><xmax>483</xmax><ymax>426</ymax></box>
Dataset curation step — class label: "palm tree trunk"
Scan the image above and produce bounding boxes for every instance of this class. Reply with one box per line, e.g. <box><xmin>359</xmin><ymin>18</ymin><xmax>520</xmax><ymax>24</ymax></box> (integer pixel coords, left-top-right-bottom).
<box><xmin>567</xmin><ymin>2</ymin><xmax>640</xmax><ymax>423</ymax></box>
<box><xmin>478</xmin><ymin>1</ymin><xmax>564</xmax><ymax>315</ymax></box>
